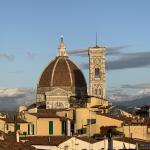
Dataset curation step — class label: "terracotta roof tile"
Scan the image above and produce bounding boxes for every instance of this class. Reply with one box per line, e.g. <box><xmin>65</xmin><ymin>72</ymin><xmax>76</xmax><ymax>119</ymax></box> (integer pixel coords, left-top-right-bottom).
<box><xmin>38</xmin><ymin>56</ymin><xmax>87</xmax><ymax>90</ymax></box>
<box><xmin>30</xmin><ymin>112</ymin><xmax>61</xmax><ymax>118</ymax></box>
<box><xmin>0</xmin><ymin>118</ymin><xmax>28</xmax><ymax>123</ymax></box>
<box><xmin>20</xmin><ymin>136</ymin><xmax>71</xmax><ymax>146</ymax></box>
<box><xmin>114</xmin><ymin>137</ymin><xmax>150</xmax><ymax>144</ymax></box>
<box><xmin>0</xmin><ymin>135</ymin><xmax>35</xmax><ymax>150</ymax></box>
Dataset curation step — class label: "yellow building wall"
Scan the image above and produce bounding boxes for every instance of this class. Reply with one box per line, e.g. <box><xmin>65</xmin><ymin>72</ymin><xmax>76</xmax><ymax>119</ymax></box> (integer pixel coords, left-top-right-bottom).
<box><xmin>96</xmin><ymin>114</ymin><xmax>123</xmax><ymax>129</ymax></box>
<box><xmin>24</xmin><ymin>113</ymin><xmax>37</xmax><ymax>135</ymax></box>
<box><xmin>118</xmin><ymin>125</ymin><xmax>150</xmax><ymax>141</ymax></box>
<box><xmin>89</xmin><ymin>114</ymin><xmax>123</xmax><ymax>136</ymax></box>
<box><xmin>0</xmin><ymin>119</ymin><xmax>28</xmax><ymax>134</ymax></box>
<box><xmin>5</xmin><ymin>123</ymin><xmax>15</xmax><ymax>133</ymax></box>
<box><xmin>56</xmin><ymin>110</ymin><xmax>73</xmax><ymax>120</ymax></box>
<box><xmin>75</xmin><ymin>108</ymin><xmax>97</xmax><ymax>130</ymax></box>
<box><xmin>75</xmin><ymin>108</ymin><xmax>123</xmax><ymax>136</ymax></box>
<box><xmin>36</xmin><ymin>118</ymin><xmax>62</xmax><ymax>136</ymax></box>
<box><xmin>87</xmin><ymin>97</ymin><xmax>108</xmax><ymax>108</ymax></box>
<box><xmin>24</xmin><ymin>112</ymin><xmax>65</xmax><ymax>136</ymax></box>
<box><xmin>19</xmin><ymin>123</ymin><xmax>28</xmax><ymax>135</ymax></box>
<box><xmin>0</xmin><ymin>119</ymin><xmax>5</xmax><ymax>132</ymax></box>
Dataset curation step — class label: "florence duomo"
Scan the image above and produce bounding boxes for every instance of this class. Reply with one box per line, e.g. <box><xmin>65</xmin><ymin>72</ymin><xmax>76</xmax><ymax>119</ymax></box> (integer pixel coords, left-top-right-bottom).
<box><xmin>1</xmin><ymin>1</ymin><xmax>150</xmax><ymax>150</ymax></box>
<box><xmin>36</xmin><ymin>36</ymin><xmax>106</xmax><ymax>110</ymax></box>
<box><xmin>1</xmin><ymin>36</ymin><xmax>150</xmax><ymax>150</ymax></box>
<box><xmin>36</xmin><ymin>36</ymin><xmax>87</xmax><ymax>110</ymax></box>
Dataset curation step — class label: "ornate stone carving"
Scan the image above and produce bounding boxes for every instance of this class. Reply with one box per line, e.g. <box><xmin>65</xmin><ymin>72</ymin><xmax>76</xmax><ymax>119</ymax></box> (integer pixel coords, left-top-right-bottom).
<box><xmin>45</xmin><ymin>88</ymin><xmax>71</xmax><ymax>109</ymax></box>
<box><xmin>88</xmin><ymin>47</ymin><xmax>106</xmax><ymax>98</ymax></box>
<box><xmin>46</xmin><ymin>88</ymin><xmax>72</xmax><ymax>96</ymax></box>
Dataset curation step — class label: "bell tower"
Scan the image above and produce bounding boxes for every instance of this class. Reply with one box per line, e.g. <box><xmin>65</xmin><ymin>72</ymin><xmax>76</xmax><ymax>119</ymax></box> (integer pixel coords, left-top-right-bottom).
<box><xmin>88</xmin><ymin>45</ymin><xmax>106</xmax><ymax>98</ymax></box>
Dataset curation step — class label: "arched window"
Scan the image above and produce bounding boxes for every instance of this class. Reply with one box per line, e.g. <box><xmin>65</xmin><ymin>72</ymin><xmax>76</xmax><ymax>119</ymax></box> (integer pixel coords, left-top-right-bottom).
<box><xmin>98</xmin><ymin>88</ymin><xmax>101</xmax><ymax>96</ymax></box>
<box><xmin>95</xmin><ymin>89</ymin><xmax>97</xmax><ymax>95</ymax></box>
<box><xmin>95</xmin><ymin>68</ymin><xmax>100</xmax><ymax>78</ymax></box>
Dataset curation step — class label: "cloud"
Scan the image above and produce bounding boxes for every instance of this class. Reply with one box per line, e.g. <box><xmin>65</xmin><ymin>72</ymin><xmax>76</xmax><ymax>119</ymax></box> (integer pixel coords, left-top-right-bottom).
<box><xmin>79</xmin><ymin>63</ymin><xmax>89</xmax><ymax>70</ymax></box>
<box><xmin>2</xmin><ymin>48</ymin><xmax>38</xmax><ymax>60</ymax></box>
<box><xmin>68</xmin><ymin>45</ymin><xmax>128</xmax><ymax>57</ymax></box>
<box><xmin>107</xmin><ymin>83</ymin><xmax>150</xmax><ymax>102</ymax></box>
<box><xmin>106</xmin><ymin>45</ymin><xmax>129</xmax><ymax>56</ymax></box>
<box><xmin>107</xmin><ymin>89</ymin><xmax>134</xmax><ymax>102</ymax></box>
<box><xmin>0</xmin><ymin>88</ymin><xmax>32</xmax><ymax>97</ymax></box>
<box><xmin>68</xmin><ymin>48</ymin><xmax>88</xmax><ymax>55</ymax></box>
<box><xmin>79</xmin><ymin>51</ymin><xmax>150</xmax><ymax>70</ymax></box>
<box><xmin>26</xmin><ymin>52</ymin><xmax>36</xmax><ymax>60</ymax></box>
<box><xmin>0</xmin><ymin>88</ymin><xmax>35</xmax><ymax>111</ymax></box>
<box><xmin>122</xmin><ymin>83</ymin><xmax>150</xmax><ymax>89</ymax></box>
<box><xmin>0</xmin><ymin>53</ymin><xmax>14</xmax><ymax>61</ymax></box>
<box><xmin>107</xmin><ymin>52</ymin><xmax>150</xmax><ymax>70</ymax></box>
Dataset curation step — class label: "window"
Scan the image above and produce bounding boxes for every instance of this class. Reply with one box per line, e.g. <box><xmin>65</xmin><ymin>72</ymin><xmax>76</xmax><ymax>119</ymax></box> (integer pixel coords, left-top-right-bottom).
<box><xmin>95</xmin><ymin>68</ymin><xmax>100</xmax><ymax>78</ymax></box>
<box><xmin>64</xmin><ymin>146</ymin><xmax>69</xmax><ymax>150</ymax></box>
<box><xmin>31</xmin><ymin>124</ymin><xmax>34</xmax><ymax>135</ymax></box>
<box><xmin>6</xmin><ymin>124</ymin><xmax>9</xmax><ymax>130</ymax></box>
<box><xmin>65</xmin><ymin>113</ymin><xmax>67</xmax><ymax>117</ymax></box>
<box><xmin>16</xmin><ymin>124</ymin><xmax>20</xmax><ymax>130</ymax></box>
<box><xmin>87</xmin><ymin>119</ymin><xmax>96</xmax><ymax>124</ymax></box>
<box><xmin>49</xmin><ymin>121</ymin><xmax>53</xmax><ymax>135</ymax></box>
<box><xmin>77</xmin><ymin>128</ymin><xmax>87</xmax><ymax>134</ymax></box>
<box><xmin>62</xmin><ymin>121</ymin><xmax>66</xmax><ymax>134</ymax></box>
<box><xmin>98</xmin><ymin>88</ymin><xmax>101</xmax><ymax>95</ymax></box>
<box><xmin>95</xmin><ymin>89</ymin><xmax>97</xmax><ymax>95</ymax></box>
<box><xmin>28</xmin><ymin>124</ymin><xmax>34</xmax><ymax>135</ymax></box>
<box><xmin>28</xmin><ymin>124</ymin><xmax>30</xmax><ymax>135</ymax></box>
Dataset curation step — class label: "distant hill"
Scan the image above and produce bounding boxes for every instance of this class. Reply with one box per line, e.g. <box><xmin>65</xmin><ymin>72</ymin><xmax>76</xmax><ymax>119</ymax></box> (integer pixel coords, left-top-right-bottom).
<box><xmin>112</xmin><ymin>95</ymin><xmax>150</xmax><ymax>107</ymax></box>
<box><xmin>0</xmin><ymin>96</ymin><xmax>34</xmax><ymax>111</ymax></box>
<box><xmin>0</xmin><ymin>93</ymin><xmax>150</xmax><ymax>111</ymax></box>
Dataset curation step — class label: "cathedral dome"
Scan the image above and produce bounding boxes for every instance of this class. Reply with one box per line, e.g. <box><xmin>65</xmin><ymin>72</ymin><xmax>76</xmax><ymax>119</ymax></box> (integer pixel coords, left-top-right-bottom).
<box><xmin>36</xmin><ymin>37</ymin><xmax>87</xmax><ymax>105</ymax></box>
<box><xmin>38</xmin><ymin>56</ymin><xmax>87</xmax><ymax>88</ymax></box>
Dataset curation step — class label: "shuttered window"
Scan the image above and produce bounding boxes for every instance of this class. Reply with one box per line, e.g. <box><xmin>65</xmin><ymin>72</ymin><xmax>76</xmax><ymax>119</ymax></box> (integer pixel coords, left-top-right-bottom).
<box><xmin>49</xmin><ymin>121</ymin><xmax>53</xmax><ymax>135</ymax></box>
<box><xmin>32</xmin><ymin>124</ymin><xmax>34</xmax><ymax>135</ymax></box>
<box><xmin>16</xmin><ymin>124</ymin><xmax>20</xmax><ymax>130</ymax></box>
<box><xmin>28</xmin><ymin>124</ymin><xmax>30</xmax><ymax>135</ymax></box>
<box><xmin>62</xmin><ymin>121</ymin><xmax>65</xmax><ymax>134</ymax></box>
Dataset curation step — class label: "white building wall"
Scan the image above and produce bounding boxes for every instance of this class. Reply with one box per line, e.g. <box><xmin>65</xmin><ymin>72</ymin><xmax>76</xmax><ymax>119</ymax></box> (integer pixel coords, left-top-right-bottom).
<box><xmin>32</xmin><ymin>145</ymin><xmax>57</xmax><ymax>150</ymax></box>
<box><xmin>113</xmin><ymin>140</ymin><xmax>136</xmax><ymax>150</ymax></box>
<box><xmin>59</xmin><ymin>137</ymin><xmax>107</xmax><ymax>150</ymax></box>
<box><xmin>31</xmin><ymin>138</ymin><xmax>137</xmax><ymax>150</ymax></box>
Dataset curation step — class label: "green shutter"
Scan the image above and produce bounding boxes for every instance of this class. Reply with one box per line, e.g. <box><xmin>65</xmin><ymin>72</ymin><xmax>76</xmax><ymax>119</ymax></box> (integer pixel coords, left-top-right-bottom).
<box><xmin>32</xmin><ymin>124</ymin><xmax>34</xmax><ymax>135</ymax></box>
<box><xmin>49</xmin><ymin>121</ymin><xmax>53</xmax><ymax>135</ymax></box>
<box><xmin>16</xmin><ymin>124</ymin><xmax>20</xmax><ymax>130</ymax></box>
<box><xmin>62</xmin><ymin>121</ymin><xmax>65</xmax><ymax>134</ymax></box>
<box><xmin>28</xmin><ymin>124</ymin><xmax>30</xmax><ymax>135</ymax></box>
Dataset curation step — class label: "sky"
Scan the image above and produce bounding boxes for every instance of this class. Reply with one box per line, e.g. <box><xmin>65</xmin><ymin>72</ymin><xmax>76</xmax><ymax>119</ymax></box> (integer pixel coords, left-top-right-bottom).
<box><xmin>0</xmin><ymin>0</ymin><xmax>150</xmax><ymax>107</ymax></box>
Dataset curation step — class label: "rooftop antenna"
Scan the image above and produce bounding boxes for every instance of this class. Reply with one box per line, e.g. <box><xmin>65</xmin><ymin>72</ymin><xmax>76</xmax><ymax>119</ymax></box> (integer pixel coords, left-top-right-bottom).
<box><xmin>96</xmin><ymin>32</ymin><xmax>98</xmax><ymax>47</ymax></box>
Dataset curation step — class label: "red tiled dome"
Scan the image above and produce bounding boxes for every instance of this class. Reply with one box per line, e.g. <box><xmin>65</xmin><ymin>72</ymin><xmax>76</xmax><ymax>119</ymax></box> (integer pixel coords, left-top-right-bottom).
<box><xmin>38</xmin><ymin>56</ymin><xmax>87</xmax><ymax>88</ymax></box>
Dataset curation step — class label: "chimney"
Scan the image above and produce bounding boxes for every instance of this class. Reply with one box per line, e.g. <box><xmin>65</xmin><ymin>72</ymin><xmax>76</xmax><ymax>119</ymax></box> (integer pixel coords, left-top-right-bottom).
<box><xmin>16</xmin><ymin>130</ymin><xmax>20</xmax><ymax>142</ymax></box>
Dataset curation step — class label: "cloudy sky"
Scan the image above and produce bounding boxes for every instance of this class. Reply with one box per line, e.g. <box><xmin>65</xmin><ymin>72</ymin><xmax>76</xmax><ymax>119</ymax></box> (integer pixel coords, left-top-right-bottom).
<box><xmin>0</xmin><ymin>0</ymin><xmax>150</xmax><ymax>108</ymax></box>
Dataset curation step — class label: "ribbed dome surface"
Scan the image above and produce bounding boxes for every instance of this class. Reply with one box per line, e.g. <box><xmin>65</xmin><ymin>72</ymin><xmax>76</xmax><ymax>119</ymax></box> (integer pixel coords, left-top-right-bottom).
<box><xmin>38</xmin><ymin>56</ymin><xmax>87</xmax><ymax>88</ymax></box>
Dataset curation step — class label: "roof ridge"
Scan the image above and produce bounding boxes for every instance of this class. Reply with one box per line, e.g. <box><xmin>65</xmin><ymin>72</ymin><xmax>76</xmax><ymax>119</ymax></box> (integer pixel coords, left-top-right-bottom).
<box><xmin>65</xmin><ymin>57</ymin><xmax>73</xmax><ymax>86</ymax></box>
<box><xmin>50</xmin><ymin>57</ymin><xmax>60</xmax><ymax>86</ymax></box>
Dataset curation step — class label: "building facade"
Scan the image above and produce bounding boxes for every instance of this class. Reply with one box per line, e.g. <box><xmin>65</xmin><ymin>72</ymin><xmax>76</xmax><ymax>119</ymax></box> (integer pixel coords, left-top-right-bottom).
<box><xmin>88</xmin><ymin>46</ymin><xmax>106</xmax><ymax>98</ymax></box>
<box><xmin>36</xmin><ymin>37</ymin><xmax>87</xmax><ymax>109</ymax></box>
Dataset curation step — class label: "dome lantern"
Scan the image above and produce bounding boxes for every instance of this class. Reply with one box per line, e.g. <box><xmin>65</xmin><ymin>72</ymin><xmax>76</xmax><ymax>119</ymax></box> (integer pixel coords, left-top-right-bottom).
<box><xmin>58</xmin><ymin>35</ymin><xmax>68</xmax><ymax>57</ymax></box>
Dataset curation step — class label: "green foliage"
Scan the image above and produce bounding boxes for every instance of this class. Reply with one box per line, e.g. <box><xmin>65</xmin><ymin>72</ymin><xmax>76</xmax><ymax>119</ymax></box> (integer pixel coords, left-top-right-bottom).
<box><xmin>106</xmin><ymin>128</ymin><xmax>123</xmax><ymax>137</ymax></box>
<box><xmin>91</xmin><ymin>133</ymin><xmax>103</xmax><ymax>138</ymax></box>
<box><xmin>23</xmin><ymin>132</ymin><xmax>27</xmax><ymax>135</ymax></box>
<box><xmin>100</xmin><ymin>126</ymin><xmax>123</xmax><ymax>138</ymax></box>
